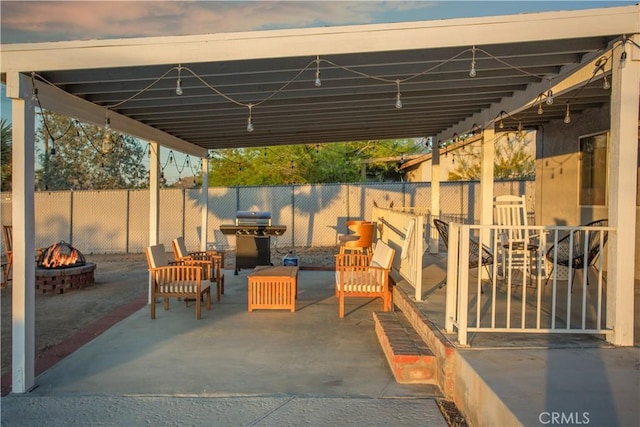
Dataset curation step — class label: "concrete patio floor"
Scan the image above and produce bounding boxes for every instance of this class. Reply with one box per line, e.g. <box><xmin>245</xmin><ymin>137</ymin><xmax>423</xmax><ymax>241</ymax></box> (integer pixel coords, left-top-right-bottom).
<box><xmin>2</xmin><ymin>254</ymin><xmax>639</xmax><ymax>426</ymax></box>
<box><xmin>0</xmin><ymin>268</ymin><xmax>448</xmax><ymax>426</ymax></box>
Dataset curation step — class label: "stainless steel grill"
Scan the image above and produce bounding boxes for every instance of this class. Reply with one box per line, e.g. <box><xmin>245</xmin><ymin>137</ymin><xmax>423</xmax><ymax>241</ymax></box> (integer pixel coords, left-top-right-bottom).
<box><xmin>220</xmin><ymin>211</ymin><xmax>287</xmax><ymax>274</ymax></box>
<box><xmin>235</xmin><ymin>210</ymin><xmax>272</xmax><ymax>227</ymax></box>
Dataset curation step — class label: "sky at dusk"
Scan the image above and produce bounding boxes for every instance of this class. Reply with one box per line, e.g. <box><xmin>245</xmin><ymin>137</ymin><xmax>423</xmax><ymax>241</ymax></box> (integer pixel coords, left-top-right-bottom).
<box><xmin>1</xmin><ymin>1</ymin><xmax>635</xmax><ymax>181</ymax></box>
<box><xmin>1</xmin><ymin>1</ymin><xmax>635</xmax><ymax>44</ymax></box>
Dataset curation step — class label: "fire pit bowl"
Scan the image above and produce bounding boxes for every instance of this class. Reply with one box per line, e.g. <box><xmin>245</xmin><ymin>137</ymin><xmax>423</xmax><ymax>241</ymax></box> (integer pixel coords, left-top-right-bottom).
<box><xmin>35</xmin><ymin>241</ymin><xmax>96</xmax><ymax>294</ymax></box>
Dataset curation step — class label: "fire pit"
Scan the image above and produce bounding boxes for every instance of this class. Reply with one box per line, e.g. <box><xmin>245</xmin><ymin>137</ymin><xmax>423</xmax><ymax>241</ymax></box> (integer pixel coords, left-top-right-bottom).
<box><xmin>35</xmin><ymin>241</ymin><xmax>96</xmax><ymax>294</ymax></box>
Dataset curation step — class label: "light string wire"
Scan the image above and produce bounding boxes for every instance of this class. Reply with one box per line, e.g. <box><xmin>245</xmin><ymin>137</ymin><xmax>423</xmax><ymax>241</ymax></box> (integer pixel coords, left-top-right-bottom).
<box><xmin>29</xmin><ymin>36</ymin><xmax>636</xmax><ymax>167</ymax></box>
<box><xmin>31</xmin><ymin>44</ymin><xmax>563</xmax><ymax>125</ymax></box>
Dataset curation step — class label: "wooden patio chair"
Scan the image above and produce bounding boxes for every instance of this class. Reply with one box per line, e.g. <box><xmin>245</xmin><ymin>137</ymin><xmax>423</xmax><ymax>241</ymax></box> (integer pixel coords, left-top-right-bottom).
<box><xmin>2</xmin><ymin>225</ymin><xmax>45</xmax><ymax>284</ymax></box>
<box><xmin>145</xmin><ymin>243</ymin><xmax>211</xmax><ymax>320</ymax></box>
<box><xmin>172</xmin><ymin>236</ymin><xmax>225</xmax><ymax>301</ymax></box>
<box><xmin>433</xmin><ymin>218</ymin><xmax>494</xmax><ymax>293</ymax></box>
<box><xmin>335</xmin><ymin>240</ymin><xmax>395</xmax><ymax>318</ymax></box>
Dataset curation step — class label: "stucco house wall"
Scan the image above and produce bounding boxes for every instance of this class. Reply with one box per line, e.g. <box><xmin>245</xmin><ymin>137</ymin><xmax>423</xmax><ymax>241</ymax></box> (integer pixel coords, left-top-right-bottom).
<box><xmin>535</xmin><ymin>103</ymin><xmax>640</xmax><ymax>279</ymax></box>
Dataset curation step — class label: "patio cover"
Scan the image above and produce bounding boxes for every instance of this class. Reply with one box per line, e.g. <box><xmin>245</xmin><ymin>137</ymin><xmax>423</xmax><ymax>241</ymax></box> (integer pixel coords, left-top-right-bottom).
<box><xmin>1</xmin><ymin>4</ymin><xmax>639</xmax><ymax>393</ymax></box>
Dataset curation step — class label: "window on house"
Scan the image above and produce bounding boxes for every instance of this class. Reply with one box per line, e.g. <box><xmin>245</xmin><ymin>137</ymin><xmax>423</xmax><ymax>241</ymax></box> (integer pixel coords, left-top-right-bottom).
<box><xmin>579</xmin><ymin>132</ymin><xmax>608</xmax><ymax>206</ymax></box>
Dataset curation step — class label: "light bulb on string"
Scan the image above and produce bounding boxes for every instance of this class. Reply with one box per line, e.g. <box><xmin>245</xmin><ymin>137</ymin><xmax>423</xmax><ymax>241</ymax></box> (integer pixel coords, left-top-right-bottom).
<box><xmin>104</xmin><ymin>109</ymin><xmax>111</xmax><ymax>130</ymax></box>
<box><xmin>246</xmin><ymin>104</ymin><xmax>254</xmax><ymax>132</ymax></box>
<box><xmin>49</xmin><ymin>136</ymin><xmax>56</xmax><ymax>155</ymax></box>
<box><xmin>395</xmin><ymin>80</ymin><xmax>402</xmax><ymax>109</ymax></box>
<box><xmin>469</xmin><ymin>46</ymin><xmax>477</xmax><ymax>77</ymax></box>
<box><xmin>563</xmin><ymin>102</ymin><xmax>571</xmax><ymax>124</ymax></box>
<box><xmin>314</xmin><ymin>56</ymin><xmax>322</xmax><ymax>87</ymax></box>
<box><xmin>175</xmin><ymin>65</ymin><xmax>183</xmax><ymax>95</ymax></box>
<box><xmin>546</xmin><ymin>89</ymin><xmax>554</xmax><ymax>105</ymax></box>
<box><xmin>102</xmin><ymin>133</ymin><xmax>114</xmax><ymax>155</ymax></box>
<box><xmin>537</xmin><ymin>102</ymin><xmax>544</xmax><ymax>115</ymax></box>
<box><xmin>498</xmin><ymin>112</ymin><xmax>504</xmax><ymax>129</ymax></box>
<box><xmin>619</xmin><ymin>38</ymin><xmax>627</xmax><ymax>68</ymax></box>
<box><xmin>30</xmin><ymin>72</ymin><xmax>39</xmax><ymax>103</ymax></box>
<box><xmin>602</xmin><ymin>74</ymin><xmax>610</xmax><ymax>90</ymax></box>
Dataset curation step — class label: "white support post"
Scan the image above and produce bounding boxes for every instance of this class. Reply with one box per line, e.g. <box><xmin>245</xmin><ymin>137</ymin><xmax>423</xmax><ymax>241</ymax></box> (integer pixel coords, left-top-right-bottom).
<box><xmin>480</xmin><ymin>128</ymin><xmax>495</xmax><ymax>226</ymax></box>
<box><xmin>480</xmin><ymin>128</ymin><xmax>495</xmax><ymax>279</ymax></box>
<box><xmin>148</xmin><ymin>141</ymin><xmax>160</xmax><ymax>305</ymax></box>
<box><xmin>431</xmin><ymin>144</ymin><xmax>440</xmax><ymax>254</ymax></box>
<box><xmin>200</xmin><ymin>157</ymin><xmax>209</xmax><ymax>252</ymax></box>
<box><xmin>8</xmin><ymin>72</ymin><xmax>36</xmax><ymax>393</ymax></box>
<box><xmin>606</xmin><ymin>35</ymin><xmax>639</xmax><ymax>346</ymax></box>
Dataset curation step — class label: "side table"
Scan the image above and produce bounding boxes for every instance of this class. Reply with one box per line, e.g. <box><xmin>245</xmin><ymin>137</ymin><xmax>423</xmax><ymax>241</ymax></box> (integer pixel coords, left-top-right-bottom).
<box><xmin>247</xmin><ymin>266</ymin><xmax>298</xmax><ymax>312</ymax></box>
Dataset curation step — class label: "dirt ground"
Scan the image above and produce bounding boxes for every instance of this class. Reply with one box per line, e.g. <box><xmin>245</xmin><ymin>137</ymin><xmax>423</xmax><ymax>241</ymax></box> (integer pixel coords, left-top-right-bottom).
<box><xmin>1</xmin><ymin>247</ymin><xmax>338</xmax><ymax>380</ymax></box>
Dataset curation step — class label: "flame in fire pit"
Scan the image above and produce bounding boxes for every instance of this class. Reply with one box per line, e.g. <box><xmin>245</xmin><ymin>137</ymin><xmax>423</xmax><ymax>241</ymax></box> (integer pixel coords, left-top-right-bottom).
<box><xmin>39</xmin><ymin>241</ymin><xmax>85</xmax><ymax>268</ymax></box>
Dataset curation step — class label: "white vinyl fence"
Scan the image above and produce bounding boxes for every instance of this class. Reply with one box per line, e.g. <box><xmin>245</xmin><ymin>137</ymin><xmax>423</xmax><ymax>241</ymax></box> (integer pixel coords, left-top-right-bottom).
<box><xmin>1</xmin><ymin>180</ymin><xmax>533</xmax><ymax>255</ymax></box>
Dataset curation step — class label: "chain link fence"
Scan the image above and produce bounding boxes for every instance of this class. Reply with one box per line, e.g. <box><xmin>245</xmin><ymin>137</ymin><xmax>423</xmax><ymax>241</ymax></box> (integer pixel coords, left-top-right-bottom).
<box><xmin>1</xmin><ymin>180</ymin><xmax>533</xmax><ymax>254</ymax></box>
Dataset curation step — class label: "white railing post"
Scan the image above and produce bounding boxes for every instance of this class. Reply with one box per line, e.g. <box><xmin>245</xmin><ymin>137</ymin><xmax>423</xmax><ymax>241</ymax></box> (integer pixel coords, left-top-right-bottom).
<box><xmin>445</xmin><ymin>222</ymin><xmax>460</xmax><ymax>333</ymax></box>
<box><xmin>457</xmin><ymin>225</ymin><xmax>470</xmax><ymax>346</ymax></box>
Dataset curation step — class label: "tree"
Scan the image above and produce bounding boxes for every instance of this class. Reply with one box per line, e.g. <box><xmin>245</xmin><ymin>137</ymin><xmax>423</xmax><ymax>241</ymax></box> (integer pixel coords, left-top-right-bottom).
<box><xmin>36</xmin><ymin>111</ymin><xmax>148</xmax><ymax>190</ymax></box>
<box><xmin>1</xmin><ymin>119</ymin><xmax>11</xmax><ymax>191</ymax></box>
<box><xmin>208</xmin><ymin>139</ymin><xmax>424</xmax><ymax>186</ymax></box>
<box><xmin>448</xmin><ymin>131</ymin><xmax>535</xmax><ymax>181</ymax></box>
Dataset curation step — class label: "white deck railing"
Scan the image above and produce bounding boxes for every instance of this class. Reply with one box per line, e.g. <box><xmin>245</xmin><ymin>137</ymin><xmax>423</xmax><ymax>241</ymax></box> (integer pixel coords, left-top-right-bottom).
<box><xmin>444</xmin><ymin>223</ymin><xmax>613</xmax><ymax>346</ymax></box>
<box><xmin>373</xmin><ymin>207</ymin><xmax>425</xmax><ymax>301</ymax></box>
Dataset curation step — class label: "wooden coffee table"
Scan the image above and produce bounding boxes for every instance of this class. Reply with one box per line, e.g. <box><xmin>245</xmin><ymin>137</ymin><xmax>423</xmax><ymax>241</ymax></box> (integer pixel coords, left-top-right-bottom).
<box><xmin>247</xmin><ymin>266</ymin><xmax>298</xmax><ymax>312</ymax></box>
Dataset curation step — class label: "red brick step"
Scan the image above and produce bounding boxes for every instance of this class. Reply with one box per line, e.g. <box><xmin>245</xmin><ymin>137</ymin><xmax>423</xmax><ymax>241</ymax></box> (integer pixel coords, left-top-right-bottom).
<box><xmin>373</xmin><ymin>311</ymin><xmax>438</xmax><ymax>384</ymax></box>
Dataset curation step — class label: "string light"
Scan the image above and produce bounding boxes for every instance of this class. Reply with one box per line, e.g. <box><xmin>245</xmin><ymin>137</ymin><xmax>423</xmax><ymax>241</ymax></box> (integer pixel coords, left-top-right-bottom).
<box><xmin>532</xmin><ymin>93</ymin><xmax>544</xmax><ymax>115</ymax></box>
<box><xmin>246</xmin><ymin>104</ymin><xmax>254</xmax><ymax>132</ymax></box>
<box><xmin>30</xmin><ymin>72</ymin><xmax>39</xmax><ymax>103</ymax></box>
<box><xmin>314</xmin><ymin>56</ymin><xmax>322</xmax><ymax>87</ymax></box>
<box><xmin>49</xmin><ymin>136</ymin><xmax>56</xmax><ymax>155</ymax></box>
<box><xmin>469</xmin><ymin>46</ymin><xmax>477</xmax><ymax>77</ymax></box>
<box><xmin>175</xmin><ymin>64</ymin><xmax>183</xmax><ymax>96</ymax></box>
<box><xmin>564</xmin><ymin>102</ymin><xmax>571</xmax><ymax>124</ymax></box>
<box><xmin>395</xmin><ymin>80</ymin><xmax>402</xmax><ymax>109</ymax></box>
<box><xmin>498</xmin><ymin>111</ymin><xmax>505</xmax><ymax>129</ymax></box>
<box><xmin>104</xmin><ymin>108</ymin><xmax>111</xmax><ymax>130</ymax></box>
<box><xmin>619</xmin><ymin>37</ymin><xmax>627</xmax><ymax>68</ymax></box>
<box><xmin>30</xmin><ymin>41</ymin><xmax>635</xmax><ymax>136</ymax></box>
<box><xmin>594</xmin><ymin>56</ymin><xmax>611</xmax><ymax>90</ymax></box>
<box><xmin>546</xmin><ymin>89</ymin><xmax>554</xmax><ymax>105</ymax></box>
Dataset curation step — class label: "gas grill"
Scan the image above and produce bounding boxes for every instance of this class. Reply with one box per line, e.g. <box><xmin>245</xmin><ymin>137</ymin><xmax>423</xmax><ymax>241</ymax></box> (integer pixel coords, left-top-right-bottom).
<box><xmin>220</xmin><ymin>211</ymin><xmax>287</xmax><ymax>274</ymax></box>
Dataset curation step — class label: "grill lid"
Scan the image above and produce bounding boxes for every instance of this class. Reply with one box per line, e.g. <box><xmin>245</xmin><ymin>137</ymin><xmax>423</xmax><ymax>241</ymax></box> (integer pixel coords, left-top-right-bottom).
<box><xmin>236</xmin><ymin>211</ymin><xmax>272</xmax><ymax>226</ymax></box>
<box><xmin>236</xmin><ymin>211</ymin><xmax>271</xmax><ymax>219</ymax></box>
